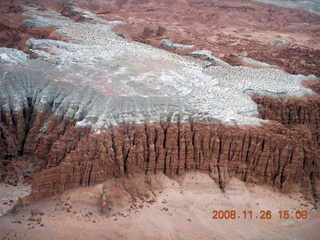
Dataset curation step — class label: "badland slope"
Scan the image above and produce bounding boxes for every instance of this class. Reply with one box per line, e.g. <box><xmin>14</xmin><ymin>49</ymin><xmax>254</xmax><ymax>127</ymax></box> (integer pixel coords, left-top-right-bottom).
<box><xmin>0</xmin><ymin>1</ymin><xmax>319</xmax><ymax>207</ymax></box>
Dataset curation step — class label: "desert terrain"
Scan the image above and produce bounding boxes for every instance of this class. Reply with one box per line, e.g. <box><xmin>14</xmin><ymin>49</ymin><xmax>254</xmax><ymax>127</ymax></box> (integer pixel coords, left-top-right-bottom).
<box><xmin>1</xmin><ymin>172</ymin><xmax>319</xmax><ymax>240</ymax></box>
<box><xmin>0</xmin><ymin>0</ymin><xmax>320</xmax><ymax>239</ymax></box>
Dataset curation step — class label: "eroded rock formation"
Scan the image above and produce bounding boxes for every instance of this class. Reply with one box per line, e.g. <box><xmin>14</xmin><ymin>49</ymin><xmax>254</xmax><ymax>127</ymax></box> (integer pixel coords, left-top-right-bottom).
<box><xmin>0</xmin><ymin>2</ymin><xmax>319</xmax><ymax>206</ymax></box>
<box><xmin>1</xmin><ymin>104</ymin><xmax>319</xmax><ymax>201</ymax></box>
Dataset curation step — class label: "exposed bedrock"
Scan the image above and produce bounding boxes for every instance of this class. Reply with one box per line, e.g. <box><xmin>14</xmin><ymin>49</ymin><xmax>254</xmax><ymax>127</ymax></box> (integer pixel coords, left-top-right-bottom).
<box><xmin>252</xmin><ymin>82</ymin><xmax>320</xmax><ymax>150</ymax></box>
<box><xmin>1</xmin><ymin>105</ymin><xmax>319</xmax><ymax>201</ymax></box>
<box><xmin>0</xmin><ymin>4</ymin><xmax>319</xmax><ymax>204</ymax></box>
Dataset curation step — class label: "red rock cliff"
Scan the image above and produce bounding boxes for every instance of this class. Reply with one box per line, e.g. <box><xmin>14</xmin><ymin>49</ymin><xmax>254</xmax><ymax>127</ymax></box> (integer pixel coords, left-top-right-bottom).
<box><xmin>1</xmin><ymin>103</ymin><xmax>319</xmax><ymax>201</ymax></box>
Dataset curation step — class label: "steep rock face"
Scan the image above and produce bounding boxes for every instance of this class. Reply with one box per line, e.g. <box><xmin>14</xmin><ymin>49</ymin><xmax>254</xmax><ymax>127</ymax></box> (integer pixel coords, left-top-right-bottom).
<box><xmin>0</xmin><ymin>3</ymin><xmax>319</xmax><ymax>204</ymax></box>
<box><xmin>1</xmin><ymin>107</ymin><xmax>319</xmax><ymax>201</ymax></box>
<box><xmin>252</xmin><ymin>83</ymin><xmax>320</xmax><ymax>150</ymax></box>
<box><xmin>253</xmin><ymin>83</ymin><xmax>320</xmax><ymax>127</ymax></box>
<box><xmin>250</xmin><ymin>84</ymin><xmax>320</xmax><ymax>198</ymax></box>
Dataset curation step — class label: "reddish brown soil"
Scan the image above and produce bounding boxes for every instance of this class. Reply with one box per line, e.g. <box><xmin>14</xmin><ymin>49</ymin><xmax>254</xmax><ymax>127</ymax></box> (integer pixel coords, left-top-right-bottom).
<box><xmin>100</xmin><ymin>0</ymin><xmax>320</xmax><ymax>76</ymax></box>
<box><xmin>0</xmin><ymin>1</ymin><xmax>320</xmax><ymax>239</ymax></box>
<box><xmin>1</xmin><ymin>1</ymin><xmax>319</xmax><ymax>75</ymax></box>
<box><xmin>0</xmin><ymin>0</ymin><xmax>319</xmax><ymax>198</ymax></box>
<box><xmin>0</xmin><ymin>1</ymin><xmax>66</xmax><ymax>52</ymax></box>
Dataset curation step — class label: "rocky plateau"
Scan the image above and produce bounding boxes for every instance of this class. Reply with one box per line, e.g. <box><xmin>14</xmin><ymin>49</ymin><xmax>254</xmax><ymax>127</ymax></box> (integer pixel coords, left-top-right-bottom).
<box><xmin>0</xmin><ymin>0</ymin><xmax>319</xmax><ymax>223</ymax></box>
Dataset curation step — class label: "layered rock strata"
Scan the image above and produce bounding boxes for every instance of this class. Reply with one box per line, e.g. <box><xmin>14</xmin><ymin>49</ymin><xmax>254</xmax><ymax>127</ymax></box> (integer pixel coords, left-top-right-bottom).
<box><xmin>1</xmin><ymin>108</ymin><xmax>319</xmax><ymax>201</ymax></box>
<box><xmin>0</xmin><ymin>5</ymin><xmax>319</xmax><ymax>203</ymax></box>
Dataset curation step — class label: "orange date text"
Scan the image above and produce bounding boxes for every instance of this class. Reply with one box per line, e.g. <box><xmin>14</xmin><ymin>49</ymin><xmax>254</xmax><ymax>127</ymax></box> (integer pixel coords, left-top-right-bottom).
<box><xmin>212</xmin><ymin>210</ymin><xmax>308</xmax><ymax>220</ymax></box>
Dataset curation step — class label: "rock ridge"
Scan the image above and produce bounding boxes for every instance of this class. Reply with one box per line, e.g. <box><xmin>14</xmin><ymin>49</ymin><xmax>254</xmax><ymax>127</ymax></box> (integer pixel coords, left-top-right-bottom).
<box><xmin>1</xmin><ymin>105</ymin><xmax>319</xmax><ymax>201</ymax></box>
<box><xmin>0</xmin><ymin>4</ymin><xmax>319</xmax><ymax>205</ymax></box>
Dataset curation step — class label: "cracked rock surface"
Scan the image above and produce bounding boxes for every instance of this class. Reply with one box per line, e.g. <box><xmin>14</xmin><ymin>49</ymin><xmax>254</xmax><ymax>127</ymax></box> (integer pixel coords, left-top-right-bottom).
<box><xmin>0</xmin><ymin>3</ymin><xmax>319</xmax><ymax>204</ymax></box>
<box><xmin>0</xmin><ymin>6</ymin><xmax>317</xmax><ymax>130</ymax></box>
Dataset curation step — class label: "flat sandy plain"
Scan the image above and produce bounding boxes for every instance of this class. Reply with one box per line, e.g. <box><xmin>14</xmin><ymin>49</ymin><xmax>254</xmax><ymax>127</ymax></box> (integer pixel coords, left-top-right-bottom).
<box><xmin>1</xmin><ymin>172</ymin><xmax>319</xmax><ymax>240</ymax></box>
